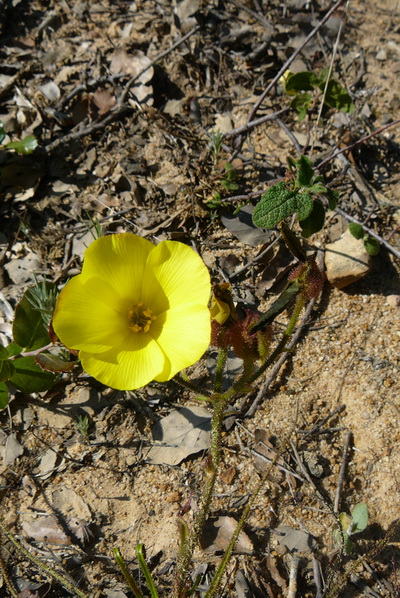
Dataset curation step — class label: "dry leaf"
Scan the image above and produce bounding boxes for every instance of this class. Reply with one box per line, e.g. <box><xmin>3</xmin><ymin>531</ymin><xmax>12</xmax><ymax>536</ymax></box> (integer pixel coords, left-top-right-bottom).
<box><xmin>146</xmin><ymin>406</ymin><xmax>211</xmax><ymax>465</ymax></box>
<box><xmin>221</xmin><ymin>206</ymin><xmax>273</xmax><ymax>246</ymax></box>
<box><xmin>91</xmin><ymin>89</ymin><xmax>116</xmax><ymax>115</ymax></box>
<box><xmin>199</xmin><ymin>516</ymin><xmax>253</xmax><ymax>554</ymax></box>
<box><xmin>273</xmin><ymin>525</ymin><xmax>317</xmax><ymax>554</ymax></box>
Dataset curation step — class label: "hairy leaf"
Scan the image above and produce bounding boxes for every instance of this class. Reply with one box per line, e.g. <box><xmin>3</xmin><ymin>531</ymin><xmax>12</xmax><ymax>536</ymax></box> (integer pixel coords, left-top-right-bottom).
<box><xmin>364</xmin><ymin>237</ymin><xmax>380</xmax><ymax>256</ymax></box>
<box><xmin>350</xmin><ymin>503</ymin><xmax>369</xmax><ymax>533</ymax></box>
<box><xmin>300</xmin><ymin>200</ymin><xmax>326</xmax><ymax>237</ymax></box>
<box><xmin>348</xmin><ymin>222</ymin><xmax>364</xmax><ymax>240</ymax></box>
<box><xmin>290</xmin><ymin>93</ymin><xmax>311</xmax><ymax>121</ymax></box>
<box><xmin>296</xmin><ymin>155</ymin><xmax>314</xmax><ymax>187</ymax></box>
<box><xmin>252</xmin><ymin>182</ymin><xmax>314</xmax><ymax>229</ymax></box>
<box><xmin>35</xmin><ymin>353</ymin><xmax>75</xmax><ymax>373</ymax></box>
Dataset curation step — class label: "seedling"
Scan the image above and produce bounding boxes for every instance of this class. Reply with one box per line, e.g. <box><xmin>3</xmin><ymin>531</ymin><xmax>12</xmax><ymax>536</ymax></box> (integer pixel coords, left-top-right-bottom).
<box><xmin>280</xmin><ymin>68</ymin><xmax>354</xmax><ymax>120</ymax></box>
<box><xmin>0</xmin><ymin>121</ymin><xmax>38</xmax><ymax>155</ymax></box>
<box><xmin>333</xmin><ymin>502</ymin><xmax>369</xmax><ymax>555</ymax></box>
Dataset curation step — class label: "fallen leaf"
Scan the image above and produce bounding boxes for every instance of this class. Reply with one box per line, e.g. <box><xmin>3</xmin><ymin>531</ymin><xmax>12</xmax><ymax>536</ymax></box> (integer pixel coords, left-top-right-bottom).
<box><xmin>273</xmin><ymin>526</ymin><xmax>317</xmax><ymax>554</ymax></box>
<box><xmin>221</xmin><ymin>206</ymin><xmax>273</xmax><ymax>246</ymax></box>
<box><xmin>200</xmin><ymin>516</ymin><xmax>253</xmax><ymax>554</ymax></box>
<box><xmin>146</xmin><ymin>406</ymin><xmax>211</xmax><ymax>465</ymax></box>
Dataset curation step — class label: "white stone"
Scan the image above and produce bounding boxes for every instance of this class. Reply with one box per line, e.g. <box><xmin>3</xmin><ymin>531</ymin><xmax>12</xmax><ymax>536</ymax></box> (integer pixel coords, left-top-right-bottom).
<box><xmin>325</xmin><ymin>229</ymin><xmax>371</xmax><ymax>289</ymax></box>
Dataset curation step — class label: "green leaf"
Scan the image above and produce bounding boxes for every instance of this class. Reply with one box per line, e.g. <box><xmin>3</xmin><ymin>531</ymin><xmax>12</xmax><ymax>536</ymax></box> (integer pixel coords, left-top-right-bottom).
<box><xmin>364</xmin><ymin>237</ymin><xmax>380</xmax><ymax>256</ymax></box>
<box><xmin>300</xmin><ymin>200</ymin><xmax>326</xmax><ymax>238</ymax></box>
<box><xmin>284</xmin><ymin>71</ymin><xmax>315</xmax><ymax>93</ymax></box>
<box><xmin>13</xmin><ymin>288</ymin><xmax>51</xmax><ymax>351</ymax></box>
<box><xmin>6</xmin><ymin>135</ymin><xmax>38</xmax><ymax>155</ymax></box>
<box><xmin>0</xmin><ymin>345</ymin><xmax>9</xmax><ymax>360</ymax></box>
<box><xmin>326</xmin><ymin>188</ymin><xmax>338</xmax><ymax>210</ymax></box>
<box><xmin>250</xmin><ymin>280</ymin><xmax>300</xmax><ymax>332</ymax></box>
<box><xmin>10</xmin><ymin>356</ymin><xmax>58</xmax><ymax>393</ymax></box>
<box><xmin>307</xmin><ymin>182</ymin><xmax>327</xmax><ymax>194</ymax></box>
<box><xmin>0</xmin><ymin>383</ymin><xmax>9</xmax><ymax>409</ymax></box>
<box><xmin>35</xmin><ymin>353</ymin><xmax>75</xmax><ymax>373</ymax></box>
<box><xmin>348</xmin><ymin>222</ymin><xmax>364</xmax><ymax>240</ymax></box>
<box><xmin>290</xmin><ymin>93</ymin><xmax>311</xmax><ymax>121</ymax></box>
<box><xmin>350</xmin><ymin>503</ymin><xmax>369</xmax><ymax>533</ymax></box>
<box><xmin>6</xmin><ymin>342</ymin><xmax>23</xmax><ymax>358</ymax></box>
<box><xmin>296</xmin><ymin>155</ymin><xmax>314</xmax><ymax>187</ymax></box>
<box><xmin>0</xmin><ymin>359</ymin><xmax>15</xmax><ymax>382</ymax></box>
<box><xmin>323</xmin><ymin>80</ymin><xmax>354</xmax><ymax>114</ymax></box>
<box><xmin>252</xmin><ymin>182</ymin><xmax>314</xmax><ymax>229</ymax></box>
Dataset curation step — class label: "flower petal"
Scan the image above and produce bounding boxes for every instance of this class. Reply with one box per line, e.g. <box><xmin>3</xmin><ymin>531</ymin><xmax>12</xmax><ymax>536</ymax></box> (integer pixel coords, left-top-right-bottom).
<box><xmin>82</xmin><ymin>233</ymin><xmax>155</xmax><ymax>303</ymax></box>
<box><xmin>79</xmin><ymin>332</ymin><xmax>165</xmax><ymax>390</ymax></box>
<box><xmin>142</xmin><ymin>241</ymin><xmax>210</xmax><ymax>315</ymax></box>
<box><xmin>152</xmin><ymin>303</ymin><xmax>211</xmax><ymax>381</ymax></box>
<box><xmin>53</xmin><ymin>275</ymin><xmax>131</xmax><ymax>352</ymax></box>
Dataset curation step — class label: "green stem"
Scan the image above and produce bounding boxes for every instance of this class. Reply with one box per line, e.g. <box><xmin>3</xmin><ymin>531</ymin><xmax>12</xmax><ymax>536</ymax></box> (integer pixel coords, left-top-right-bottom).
<box><xmin>0</xmin><ymin>519</ymin><xmax>89</xmax><ymax>598</ymax></box>
<box><xmin>214</xmin><ymin>348</ymin><xmax>228</xmax><ymax>393</ymax></box>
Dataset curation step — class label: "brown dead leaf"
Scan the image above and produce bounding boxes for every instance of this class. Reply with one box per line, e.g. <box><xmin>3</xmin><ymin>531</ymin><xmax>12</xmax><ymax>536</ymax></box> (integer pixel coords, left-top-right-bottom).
<box><xmin>200</xmin><ymin>516</ymin><xmax>253</xmax><ymax>554</ymax></box>
<box><xmin>91</xmin><ymin>89</ymin><xmax>116</xmax><ymax>116</ymax></box>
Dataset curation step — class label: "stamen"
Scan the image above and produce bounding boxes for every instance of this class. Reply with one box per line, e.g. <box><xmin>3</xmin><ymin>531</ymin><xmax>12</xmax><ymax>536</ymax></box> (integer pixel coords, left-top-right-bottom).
<box><xmin>128</xmin><ymin>303</ymin><xmax>156</xmax><ymax>333</ymax></box>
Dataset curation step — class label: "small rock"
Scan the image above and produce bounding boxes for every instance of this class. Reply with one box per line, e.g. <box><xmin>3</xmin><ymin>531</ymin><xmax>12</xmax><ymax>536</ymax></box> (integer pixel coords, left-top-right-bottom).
<box><xmin>325</xmin><ymin>229</ymin><xmax>371</xmax><ymax>289</ymax></box>
<box><xmin>386</xmin><ymin>294</ymin><xmax>400</xmax><ymax>308</ymax></box>
<box><xmin>376</xmin><ymin>49</ymin><xmax>387</xmax><ymax>61</ymax></box>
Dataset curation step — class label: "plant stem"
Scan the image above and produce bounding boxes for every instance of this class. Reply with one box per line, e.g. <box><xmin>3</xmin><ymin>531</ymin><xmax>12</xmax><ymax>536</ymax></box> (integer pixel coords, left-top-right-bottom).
<box><xmin>214</xmin><ymin>348</ymin><xmax>228</xmax><ymax>393</ymax></box>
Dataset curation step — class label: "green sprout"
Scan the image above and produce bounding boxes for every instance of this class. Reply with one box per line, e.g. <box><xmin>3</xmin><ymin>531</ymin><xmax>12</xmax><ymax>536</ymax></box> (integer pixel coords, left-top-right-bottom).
<box><xmin>210</xmin><ymin>128</ymin><xmax>224</xmax><ymax>163</ymax></box>
<box><xmin>333</xmin><ymin>502</ymin><xmax>369</xmax><ymax>555</ymax></box>
<box><xmin>76</xmin><ymin>414</ymin><xmax>91</xmax><ymax>440</ymax></box>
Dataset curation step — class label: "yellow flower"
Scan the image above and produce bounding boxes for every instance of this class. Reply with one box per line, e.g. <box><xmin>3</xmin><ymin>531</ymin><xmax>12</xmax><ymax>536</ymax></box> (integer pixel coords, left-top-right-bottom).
<box><xmin>53</xmin><ymin>233</ymin><xmax>211</xmax><ymax>390</ymax></box>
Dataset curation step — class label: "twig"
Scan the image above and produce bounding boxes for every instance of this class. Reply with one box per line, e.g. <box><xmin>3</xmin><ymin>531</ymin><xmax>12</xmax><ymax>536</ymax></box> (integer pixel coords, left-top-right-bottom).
<box><xmin>119</xmin><ymin>26</ymin><xmax>200</xmax><ymax>107</ymax></box>
<box><xmin>317</xmin><ymin>118</ymin><xmax>400</xmax><ymax>170</ymax></box>
<box><xmin>43</xmin><ymin>106</ymin><xmax>130</xmax><ymax>153</ymax></box>
<box><xmin>334</xmin><ymin>431</ymin><xmax>352</xmax><ymax>514</ymax></box>
<box><xmin>287</xmin><ymin>555</ymin><xmax>300</xmax><ymax>598</ymax></box>
<box><xmin>301</xmin><ymin>405</ymin><xmax>346</xmax><ymax>439</ymax></box>
<box><xmin>225</xmin><ymin>108</ymin><xmax>290</xmax><ymax>138</ymax></box>
<box><xmin>276</xmin><ymin>118</ymin><xmax>302</xmax><ymax>155</ymax></box>
<box><xmin>228</xmin><ymin>233</ymin><xmax>281</xmax><ymax>280</ymax></box>
<box><xmin>311</xmin><ymin>0</ymin><xmax>349</xmax><ymax>152</ymax></box>
<box><xmin>312</xmin><ymin>556</ymin><xmax>324</xmax><ymax>598</ymax></box>
<box><xmin>335</xmin><ymin>207</ymin><xmax>400</xmax><ymax>260</ymax></box>
<box><xmin>244</xmin><ymin>294</ymin><xmax>317</xmax><ymax>417</ymax></box>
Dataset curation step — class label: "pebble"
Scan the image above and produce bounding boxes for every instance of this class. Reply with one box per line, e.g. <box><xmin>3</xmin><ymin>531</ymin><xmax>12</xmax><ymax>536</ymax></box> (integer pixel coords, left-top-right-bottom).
<box><xmin>386</xmin><ymin>294</ymin><xmax>400</xmax><ymax>308</ymax></box>
<box><xmin>325</xmin><ymin>229</ymin><xmax>371</xmax><ymax>289</ymax></box>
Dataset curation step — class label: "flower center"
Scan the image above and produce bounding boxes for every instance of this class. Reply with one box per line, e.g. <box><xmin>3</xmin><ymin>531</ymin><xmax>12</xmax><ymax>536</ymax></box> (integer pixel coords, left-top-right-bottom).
<box><xmin>128</xmin><ymin>303</ymin><xmax>156</xmax><ymax>333</ymax></box>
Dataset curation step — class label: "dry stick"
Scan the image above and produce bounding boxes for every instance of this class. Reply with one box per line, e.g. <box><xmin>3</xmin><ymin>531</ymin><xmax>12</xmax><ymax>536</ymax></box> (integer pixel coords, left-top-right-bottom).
<box><xmin>334</xmin><ymin>430</ymin><xmax>353</xmax><ymax>514</ymax></box>
<box><xmin>287</xmin><ymin>555</ymin><xmax>300</xmax><ymax>598</ymax></box>
<box><xmin>43</xmin><ymin>106</ymin><xmax>130</xmax><ymax>153</ymax></box>
<box><xmin>119</xmin><ymin>25</ymin><xmax>200</xmax><ymax>107</ymax></box>
<box><xmin>244</xmin><ymin>294</ymin><xmax>317</xmax><ymax>417</ymax></box>
<box><xmin>334</xmin><ymin>206</ymin><xmax>400</xmax><ymax>261</ymax></box>
<box><xmin>224</xmin><ymin>107</ymin><xmax>290</xmax><ymax>138</ymax></box>
<box><xmin>317</xmin><ymin>118</ymin><xmax>400</xmax><ymax>170</ymax></box>
<box><xmin>276</xmin><ymin>117</ymin><xmax>302</xmax><ymax>155</ymax></box>
<box><xmin>243</xmin><ymin>0</ymin><xmax>347</xmax><ymax>134</ymax></box>
<box><xmin>301</xmin><ymin>404</ymin><xmax>346</xmax><ymax>439</ymax></box>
